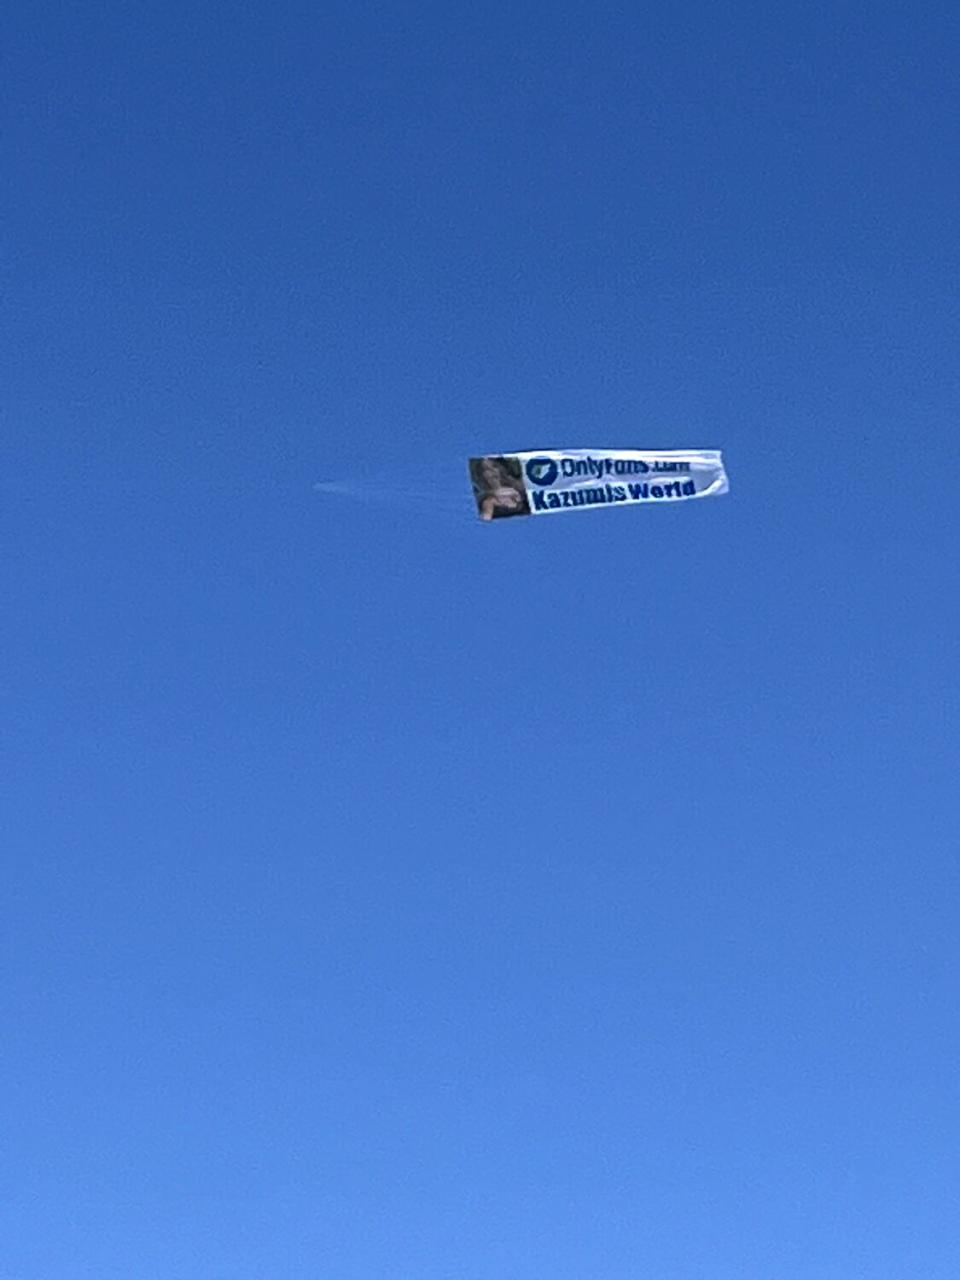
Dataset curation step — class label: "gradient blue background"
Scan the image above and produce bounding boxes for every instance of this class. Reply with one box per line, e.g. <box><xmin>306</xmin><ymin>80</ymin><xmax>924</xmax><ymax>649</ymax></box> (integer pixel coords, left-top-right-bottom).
<box><xmin>3</xmin><ymin>3</ymin><xmax>959</xmax><ymax>1276</ymax></box>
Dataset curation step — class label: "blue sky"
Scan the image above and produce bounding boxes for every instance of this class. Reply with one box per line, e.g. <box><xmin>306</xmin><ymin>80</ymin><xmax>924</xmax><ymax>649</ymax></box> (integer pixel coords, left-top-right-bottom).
<box><xmin>3</xmin><ymin>2</ymin><xmax>959</xmax><ymax>1276</ymax></box>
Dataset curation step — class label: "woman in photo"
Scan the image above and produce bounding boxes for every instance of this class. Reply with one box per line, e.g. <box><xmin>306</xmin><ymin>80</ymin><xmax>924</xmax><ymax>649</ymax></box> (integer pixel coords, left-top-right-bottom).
<box><xmin>473</xmin><ymin>456</ymin><xmax>529</xmax><ymax>520</ymax></box>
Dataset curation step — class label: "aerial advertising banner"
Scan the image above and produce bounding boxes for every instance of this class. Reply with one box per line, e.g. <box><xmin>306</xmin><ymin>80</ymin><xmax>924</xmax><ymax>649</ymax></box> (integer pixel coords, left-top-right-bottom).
<box><xmin>468</xmin><ymin>449</ymin><xmax>728</xmax><ymax>521</ymax></box>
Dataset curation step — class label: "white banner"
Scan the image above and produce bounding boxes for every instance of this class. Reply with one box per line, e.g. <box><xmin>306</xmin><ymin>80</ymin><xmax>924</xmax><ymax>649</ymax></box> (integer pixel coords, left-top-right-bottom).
<box><xmin>468</xmin><ymin>449</ymin><xmax>728</xmax><ymax>520</ymax></box>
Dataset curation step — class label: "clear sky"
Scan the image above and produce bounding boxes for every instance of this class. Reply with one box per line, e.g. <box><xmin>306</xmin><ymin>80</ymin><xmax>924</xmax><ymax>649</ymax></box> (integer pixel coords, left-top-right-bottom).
<box><xmin>3</xmin><ymin>2</ymin><xmax>959</xmax><ymax>1277</ymax></box>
